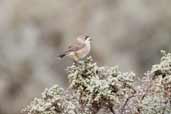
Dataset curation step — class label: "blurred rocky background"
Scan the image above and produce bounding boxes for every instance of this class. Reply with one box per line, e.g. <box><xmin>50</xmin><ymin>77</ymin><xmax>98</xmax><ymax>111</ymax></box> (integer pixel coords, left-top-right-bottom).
<box><xmin>0</xmin><ymin>0</ymin><xmax>171</xmax><ymax>114</ymax></box>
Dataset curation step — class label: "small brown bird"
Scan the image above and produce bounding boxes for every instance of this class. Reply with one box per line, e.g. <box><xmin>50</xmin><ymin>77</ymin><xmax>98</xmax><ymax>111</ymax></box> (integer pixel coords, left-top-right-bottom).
<box><xmin>58</xmin><ymin>35</ymin><xmax>91</xmax><ymax>61</ymax></box>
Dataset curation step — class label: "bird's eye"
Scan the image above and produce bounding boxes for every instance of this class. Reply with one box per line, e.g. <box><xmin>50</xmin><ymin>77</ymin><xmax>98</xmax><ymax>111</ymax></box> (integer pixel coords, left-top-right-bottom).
<box><xmin>85</xmin><ymin>35</ymin><xmax>89</xmax><ymax>40</ymax></box>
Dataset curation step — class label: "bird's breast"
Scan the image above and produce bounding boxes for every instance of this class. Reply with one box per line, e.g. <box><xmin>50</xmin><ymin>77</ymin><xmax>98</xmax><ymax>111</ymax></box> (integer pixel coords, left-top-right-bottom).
<box><xmin>76</xmin><ymin>43</ymin><xmax>90</xmax><ymax>58</ymax></box>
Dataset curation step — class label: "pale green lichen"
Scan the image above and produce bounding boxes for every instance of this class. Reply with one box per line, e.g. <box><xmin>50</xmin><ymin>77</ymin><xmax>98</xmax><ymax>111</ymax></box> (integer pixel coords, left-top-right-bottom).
<box><xmin>23</xmin><ymin>51</ymin><xmax>171</xmax><ymax>114</ymax></box>
<box><xmin>137</xmin><ymin>50</ymin><xmax>171</xmax><ymax>114</ymax></box>
<box><xmin>22</xmin><ymin>85</ymin><xmax>79</xmax><ymax>114</ymax></box>
<box><xmin>67</xmin><ymin>57</ymin><xmax>135</xmax><ymax>113</ymax></box>
<box><xmin>151</xmin><ymin>50</ymin><xmax>171</xmax><ymax>99</ymax></box>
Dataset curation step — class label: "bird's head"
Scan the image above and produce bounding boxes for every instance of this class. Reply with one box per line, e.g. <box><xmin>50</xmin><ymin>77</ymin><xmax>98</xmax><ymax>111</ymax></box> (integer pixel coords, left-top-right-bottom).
<box><xmin>77</xmin><ymin>35</ymin><xmax>92</xmax><ymax>44</ymax></box>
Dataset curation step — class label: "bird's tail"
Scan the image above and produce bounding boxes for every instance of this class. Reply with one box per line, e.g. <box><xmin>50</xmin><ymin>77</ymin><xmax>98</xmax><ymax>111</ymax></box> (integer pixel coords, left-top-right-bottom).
<box><xmin>58</xmin><ymin>53</ymin><xmax>66</xmax><ymax>59</ymax></box>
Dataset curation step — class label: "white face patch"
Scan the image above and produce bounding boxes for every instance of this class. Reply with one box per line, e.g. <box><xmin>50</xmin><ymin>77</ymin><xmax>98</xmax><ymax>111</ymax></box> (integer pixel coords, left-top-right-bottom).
<box><xmin>85</xmin><ymin>40</ymin><xmax>90</xmax><ymax>44</ymax></box>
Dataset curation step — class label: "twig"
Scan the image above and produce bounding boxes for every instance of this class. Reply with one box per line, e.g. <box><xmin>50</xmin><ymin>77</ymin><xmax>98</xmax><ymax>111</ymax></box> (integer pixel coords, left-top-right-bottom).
<box><xmin>109</xmin><ymin>106</ymin><xmax>115</xmax><ymax>114</ymax></box>
<box><xmin>120</xmin><ymin>94</ymin><xmax>135</xmax><ymax>114</ymax></box>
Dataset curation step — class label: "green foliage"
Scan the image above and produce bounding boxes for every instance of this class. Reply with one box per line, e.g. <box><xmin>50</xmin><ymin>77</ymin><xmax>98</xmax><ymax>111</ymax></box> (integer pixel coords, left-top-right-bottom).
<box><xmin>23</xmin><ymin>51</ymin><xmax>171</xmax><ymax>114</ymax></box>
<box><xmin>138</xmin><ymin>50</ymin><xmax>171</xmax><ymax>114</ymax></box>
<box><xmin>22</xmin><ymin>85</ymin><xmax>79</xmax><ymax>114</ymax></box>
<box><xmin>67</xmin><ymin>57</ymin><xmax>135</xmax><ymax>113</ymax></box>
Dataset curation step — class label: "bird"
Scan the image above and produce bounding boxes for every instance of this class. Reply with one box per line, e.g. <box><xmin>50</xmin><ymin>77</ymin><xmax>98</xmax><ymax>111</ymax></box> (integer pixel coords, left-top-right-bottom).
<box><xmin>58</xmin><ymin>35</ymin><xmax>92</xmax><ymax>61</ymax></box>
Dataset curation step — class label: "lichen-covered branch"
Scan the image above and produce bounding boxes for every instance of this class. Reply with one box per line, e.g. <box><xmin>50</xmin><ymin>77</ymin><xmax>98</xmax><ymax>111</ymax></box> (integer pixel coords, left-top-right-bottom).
<box><xmin>23</xmin><ymin>51</ymin><xmax>171</xmax><ymax>114</ymax></box>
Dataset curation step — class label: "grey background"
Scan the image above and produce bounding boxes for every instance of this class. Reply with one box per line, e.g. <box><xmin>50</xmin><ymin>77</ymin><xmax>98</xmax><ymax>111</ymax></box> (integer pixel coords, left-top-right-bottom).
<box><xmin>0</xmin><ymin>0</ymin><xmax>171</xmax><ymax>114</ymax></box>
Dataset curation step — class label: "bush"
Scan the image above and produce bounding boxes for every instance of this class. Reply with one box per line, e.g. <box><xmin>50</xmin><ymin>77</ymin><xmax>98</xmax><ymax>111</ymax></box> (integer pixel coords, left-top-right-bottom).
<box><xmin>23</xmin><ymin>51</ymin><xmax>171</xmax><ymax>114</ymax></box>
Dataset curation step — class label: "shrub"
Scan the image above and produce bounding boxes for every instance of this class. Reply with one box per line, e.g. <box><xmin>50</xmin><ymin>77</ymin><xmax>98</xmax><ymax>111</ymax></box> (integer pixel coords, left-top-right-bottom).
<box><xmin>23</xmin><ymin>51</ymin><xmax>171</xmax><ymax>114</ymax></box>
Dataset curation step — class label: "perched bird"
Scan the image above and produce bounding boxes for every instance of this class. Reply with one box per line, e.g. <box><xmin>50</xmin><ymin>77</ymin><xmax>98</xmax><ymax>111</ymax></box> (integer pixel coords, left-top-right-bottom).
<box><xmin>58</xmin><ymin>35</ymin><xmax>92</xmax><ymax>61</ymax></box>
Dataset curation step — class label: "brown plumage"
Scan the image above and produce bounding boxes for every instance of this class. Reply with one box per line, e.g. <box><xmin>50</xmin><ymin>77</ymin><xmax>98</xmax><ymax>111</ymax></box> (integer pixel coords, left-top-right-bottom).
<box><xmin>58</xmin><ymin>35</ymin><xmax>91</xmax><ymax>61</ymax></box>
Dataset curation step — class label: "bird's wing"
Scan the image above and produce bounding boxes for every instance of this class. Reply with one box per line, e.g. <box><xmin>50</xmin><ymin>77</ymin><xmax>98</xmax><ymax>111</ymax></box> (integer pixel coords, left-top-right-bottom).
<box><xmin>67</xmin><ymin>41</ymin><xmax>85</xmax><ymax>52</ymax></box>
